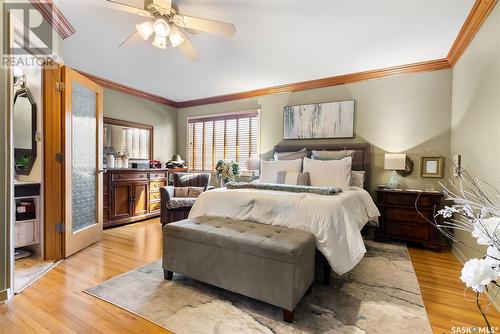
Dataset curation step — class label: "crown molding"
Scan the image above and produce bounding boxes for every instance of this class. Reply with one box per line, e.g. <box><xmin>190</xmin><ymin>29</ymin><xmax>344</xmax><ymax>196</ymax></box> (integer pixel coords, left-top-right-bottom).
<box><xmin>448</xmin><ymin>0</ymin><xmax>498</xmax><ymax>65</ymax></box>
<box><xmin>29</xmin><ymin>0</ymin><xmax>75</xmax><ymax>39</ymax></box>
<box><xmin>77</xmin><ymin>70</ymin><xmax>178</xmax><ymax>108</ymax></box>
<box><xmin>176</xmin><ymin>59</ymin><xmax>451</xmax><ymax>108</ymax></box>
<box><xmin>77</xmin><ymin>0</ymin><xmax>497</xmax><ymax>108</ymax></box>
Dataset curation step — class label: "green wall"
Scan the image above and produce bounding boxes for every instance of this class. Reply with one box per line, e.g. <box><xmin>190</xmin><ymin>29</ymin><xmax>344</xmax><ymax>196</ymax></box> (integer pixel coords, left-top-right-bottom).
<box><xmin>103</xmin><ymin>88</ymin><xmax>178</xmax><ymax>164</ymax></box>
<box><xmin>178</xmin><ymin>69</ymin><xmax>453</xmax><ymax>192</ymax></box>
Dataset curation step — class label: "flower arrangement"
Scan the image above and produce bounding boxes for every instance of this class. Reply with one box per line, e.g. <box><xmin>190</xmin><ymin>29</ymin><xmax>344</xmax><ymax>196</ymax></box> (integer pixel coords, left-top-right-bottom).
<box><xmin>435</xmin><ymin>165</ymin><xmax>500</xmax><ymax>328</ymax></box>
<box><xmin>215</xmin><ymin>159</ymin><xmax>239</xmax><ymax>185</ymax></box>
<box><xmin>119</xmin><ymin>147</ymin><xmax>130</xmax><ymax>159</ymax></box>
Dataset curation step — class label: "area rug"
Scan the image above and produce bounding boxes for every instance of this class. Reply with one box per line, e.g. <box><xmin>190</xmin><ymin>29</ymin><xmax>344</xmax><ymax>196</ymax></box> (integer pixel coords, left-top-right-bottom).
<box><xmin>15</xmin><ymin>258</ymin><xmax>61</xmax><ymax>293</ymax></box>
<box><xmin>85</xmin><ymin>240</ymin><xmax>432</xmax><ymax>333</ymax></box>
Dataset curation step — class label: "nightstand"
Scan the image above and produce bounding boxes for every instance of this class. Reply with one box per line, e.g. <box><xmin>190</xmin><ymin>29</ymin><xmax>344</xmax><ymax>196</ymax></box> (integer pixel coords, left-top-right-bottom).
<box><xmin>374</xmin><ymin>187</ymin><xmax>446</xmax><ymax>251</ymax></box>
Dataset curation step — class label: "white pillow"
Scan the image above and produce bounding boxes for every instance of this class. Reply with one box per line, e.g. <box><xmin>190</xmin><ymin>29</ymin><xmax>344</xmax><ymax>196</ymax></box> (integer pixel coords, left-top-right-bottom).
<box><xmin>259</xmin><ymin>159</ymin><xmax>302</xmax><ymax>184</ymax></box>
<box><xmin>351</xmin><ymin>171</ymin><xmax>365</xmax><ymax>187</ymax></box>
<box><xmin>303</xmin><ymin>157</ymin><xmax>352</xmax><ymax>189</ymax></box>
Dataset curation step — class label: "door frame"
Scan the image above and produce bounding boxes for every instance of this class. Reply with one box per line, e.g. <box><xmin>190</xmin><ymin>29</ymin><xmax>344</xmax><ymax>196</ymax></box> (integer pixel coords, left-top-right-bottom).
<box><xmin>62</xmin><ymin>66</ymin><xmax>104</xmax><ymax>257</ymax></box>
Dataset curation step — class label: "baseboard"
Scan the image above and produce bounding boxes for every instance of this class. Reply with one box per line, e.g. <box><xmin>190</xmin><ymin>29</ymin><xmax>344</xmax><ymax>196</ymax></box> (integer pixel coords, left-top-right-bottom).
<box><xmin>452</xmin><ymin>243</ymin><xmax>500</xmax><ymax>312</ymax></box>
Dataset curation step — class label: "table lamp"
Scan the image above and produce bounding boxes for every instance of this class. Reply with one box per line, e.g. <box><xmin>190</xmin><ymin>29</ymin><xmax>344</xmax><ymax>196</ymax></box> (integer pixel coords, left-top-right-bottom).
<box><xmin>246</xmin><ymin>157</ymin><xmax>260</xmax><ymax>182</ymax></box>
<box><xmin>384</xmin><ymin>154</ymin><xmax>406</xmax><ymax>189</ymax></box>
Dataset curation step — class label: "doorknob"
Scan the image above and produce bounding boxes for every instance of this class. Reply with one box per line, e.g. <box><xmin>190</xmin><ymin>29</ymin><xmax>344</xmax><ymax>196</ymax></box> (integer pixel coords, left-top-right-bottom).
<box><xmin>97</xmin><ymin>168</ymin><xmax>107</xmax><ymax>174</ymax></box>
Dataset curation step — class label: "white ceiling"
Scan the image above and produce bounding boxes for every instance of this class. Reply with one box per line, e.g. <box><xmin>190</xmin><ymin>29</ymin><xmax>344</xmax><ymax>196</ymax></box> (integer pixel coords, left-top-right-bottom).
<box><xmin>60</xmin><ymin>0</ymin><xmax>474</xmax><ymax>102</ymax></box>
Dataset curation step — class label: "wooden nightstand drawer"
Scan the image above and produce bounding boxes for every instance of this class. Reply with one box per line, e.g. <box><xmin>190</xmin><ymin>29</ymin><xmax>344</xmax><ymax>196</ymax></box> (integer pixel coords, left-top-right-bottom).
<box><xmin>149</xmin><ymin>192</ymin><xmax>161</xmax><ymax>201</ymax></box>
<box><xmin>112</xmin><ymin>172</ymin><xmax>148</xmax><ymax>181</ymax></box>
<box><xmin>149</xmin><ymin>172</ymin><xmax>166</xmax><ymax>180</ymax></box>
<box><xmin>383</xmin><ymin>193</ymin><xmax>432</xmax><ymax>208</ymax></box>
<box><xmin>149</xmin><ymin>202</ymin><xmax>161</xmax><ymax>212</ymax></box>
<box><xmin>150</xmin><ymin>181</ymin><xmax>166</xmax><ymax>190</ymax></box>
<box><xmin>385</xmin><ymin>222</ymin><xmax>429</xmax><ymax>241</ymax></box>
<box><xmin>384</xmin><ymin>207</ymin><xmax>430</xmax><ymax>225</ymax></box>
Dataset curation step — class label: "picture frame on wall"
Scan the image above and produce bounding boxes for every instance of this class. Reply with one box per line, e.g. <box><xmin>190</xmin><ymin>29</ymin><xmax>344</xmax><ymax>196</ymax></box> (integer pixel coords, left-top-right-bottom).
<box><xmin>283</xmin><ymin>100</ymin><xmax>355</xmax><ymax>139</ymax></box>
<box><xmin>421</xmin><ymin>157</ymin><xmax>444</xmax><ymax>178</ymax></box>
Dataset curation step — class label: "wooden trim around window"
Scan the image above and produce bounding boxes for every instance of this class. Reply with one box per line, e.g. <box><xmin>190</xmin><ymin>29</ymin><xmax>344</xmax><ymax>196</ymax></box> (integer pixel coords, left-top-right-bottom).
<box><xmin>79</xmin><ymin>71</ymin><xmax>178</xmax><ymax>108</ymax></box>
<box><xmin>29</xmin><ymin>0</ymin><xmax>75</xmax><ymax>39</ymax></box>
<box><xmin>447</xmin><ymin>0</ymin><xmax>498</xmax><ymax>65</ymax></box>
<box><xmin>103</xmin><ymin>117</ymin><xmax>154</xmax><ymax>160</ymax></box>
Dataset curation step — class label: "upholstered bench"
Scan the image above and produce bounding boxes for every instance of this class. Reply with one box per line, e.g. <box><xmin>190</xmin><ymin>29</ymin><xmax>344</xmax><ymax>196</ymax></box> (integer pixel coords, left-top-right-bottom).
<box><xmin>162</xmin><ymin>216</ymin><xmax>315</xmax><ymax>323</ymax></box>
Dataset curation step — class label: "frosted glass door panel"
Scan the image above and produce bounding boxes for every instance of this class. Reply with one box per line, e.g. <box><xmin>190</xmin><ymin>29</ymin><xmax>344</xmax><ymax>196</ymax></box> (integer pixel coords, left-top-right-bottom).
<box><xmin>71</xmin><ymin>81</ymin><xmax>97</xmax><ymax>232</ymax></box>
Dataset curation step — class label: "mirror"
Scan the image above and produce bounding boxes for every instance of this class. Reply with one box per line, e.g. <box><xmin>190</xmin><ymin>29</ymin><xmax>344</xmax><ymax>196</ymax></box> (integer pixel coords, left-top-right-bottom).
<box><xmin>14</xmin><ymin>87</ymin><xmax>37</xmax><ymax>175</ymax></box>
<box><xmin>103</xmin><ymin>117</ymin><xmax>153</xmax><ymax>162</ymax></box>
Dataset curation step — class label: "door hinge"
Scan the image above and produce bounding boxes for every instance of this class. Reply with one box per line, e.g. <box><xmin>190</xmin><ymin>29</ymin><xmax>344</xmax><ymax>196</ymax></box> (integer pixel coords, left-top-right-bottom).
<box><xmin>56</xmin><ymin>82</ymin><xmax>65</xmax><ymax>92</ymax></box>
<box><xmin>56</xmin><ymin>223</ymin><xmax>64</xmax><ymax>233</ymax></box>
<box><xmin>55</xmin><ymin>153</ymin><xmax>64</xmax><ymax>162</ymax></box>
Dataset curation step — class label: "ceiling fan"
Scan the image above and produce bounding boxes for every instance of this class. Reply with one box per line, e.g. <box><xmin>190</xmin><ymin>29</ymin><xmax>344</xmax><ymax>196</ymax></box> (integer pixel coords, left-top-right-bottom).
<box><xmin>102</xmin><ymin>0</ymin><xmax>236</xmax><ymax>60</ymax></box>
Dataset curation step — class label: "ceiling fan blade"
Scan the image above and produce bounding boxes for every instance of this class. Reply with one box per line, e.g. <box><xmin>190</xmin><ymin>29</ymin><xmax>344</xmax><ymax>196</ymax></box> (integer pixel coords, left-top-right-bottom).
<box><xmin>154</xmin><ymin>0</ymin><xmax>171</xmax><ymax>13</ymax></box>
<box><xmin>101</xmin><ymin>0</ymin><xmax>152</xmax><ymax>17</ymax></box>
<box><xmin>177</xmin><ymin>30</ymin><xmax>201</xmax><ymax>61</ymax></box>
<box><xmin>173</xmin><ymin>14</ymin><xmax>235</xmax><ymax>37</ymax></box>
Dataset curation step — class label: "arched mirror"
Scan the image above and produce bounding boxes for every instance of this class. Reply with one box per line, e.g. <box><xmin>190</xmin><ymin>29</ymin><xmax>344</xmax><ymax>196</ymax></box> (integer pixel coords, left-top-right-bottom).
<box><xmin>14</xmin><ymin>87</ymin><xmax>37</xmax><ymax>175</ymax></box>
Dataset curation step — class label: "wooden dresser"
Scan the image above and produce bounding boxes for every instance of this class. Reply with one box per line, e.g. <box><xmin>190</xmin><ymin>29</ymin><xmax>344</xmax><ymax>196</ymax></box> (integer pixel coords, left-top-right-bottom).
<box><xmin>375</xmin><ymin>188</ymin><xmax>446</xmax><ymax>251</ymax></box>
<box><xmin>103</xmin><ymin>169</ymin><xmax>170</xmax><ymax>228</ymax></box>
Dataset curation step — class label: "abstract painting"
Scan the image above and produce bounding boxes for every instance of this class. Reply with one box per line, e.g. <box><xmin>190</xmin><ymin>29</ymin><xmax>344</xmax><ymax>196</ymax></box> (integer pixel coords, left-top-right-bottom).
<box><xmin>283</xmin><ymin>100</ymin><xmax>355</xmax><ymax>139</ymax></box>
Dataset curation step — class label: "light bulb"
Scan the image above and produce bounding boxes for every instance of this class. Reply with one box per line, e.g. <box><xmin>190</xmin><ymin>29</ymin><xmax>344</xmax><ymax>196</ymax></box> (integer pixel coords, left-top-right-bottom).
<box><xmin>153</xmin><ymin>18</ymin><xmax>170</xmax><ymax>37</ymax></box>
<box><xmin>168</xmin><ymin>25</ymin><xmax>184</xmax><ymax>47</ymax></box>
<box><xmin>136</xmin><ymin>21</ymin><xmax>154</xmax><ymax>40</ymax></box>
<box><xmin>152</xmin><ymin>34</ymin><xmax>167</xmax><ymax>49</ymax></box>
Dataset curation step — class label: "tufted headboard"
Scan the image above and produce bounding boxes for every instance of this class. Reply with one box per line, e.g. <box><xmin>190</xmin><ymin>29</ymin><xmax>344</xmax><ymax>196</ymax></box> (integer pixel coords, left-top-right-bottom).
<box><xmin>273</xmin><ymin>143</ymin><xmax>372</xmax><ymax>191</ymax></box>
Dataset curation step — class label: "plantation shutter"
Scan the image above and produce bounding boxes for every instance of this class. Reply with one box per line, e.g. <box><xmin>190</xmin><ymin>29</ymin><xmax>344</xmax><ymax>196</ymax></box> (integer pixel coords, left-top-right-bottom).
<box><xmin>187</xmin><ymin>111</ymin><xmax>259</xmax><ymax>172</ymax></box>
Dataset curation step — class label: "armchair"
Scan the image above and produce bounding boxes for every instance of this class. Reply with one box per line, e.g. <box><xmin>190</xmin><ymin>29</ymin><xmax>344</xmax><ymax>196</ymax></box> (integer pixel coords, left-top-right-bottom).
<box><xmin>160</xmin><ymin>172</ymin><xmax>213</xmax><ymax>226</ymax></box>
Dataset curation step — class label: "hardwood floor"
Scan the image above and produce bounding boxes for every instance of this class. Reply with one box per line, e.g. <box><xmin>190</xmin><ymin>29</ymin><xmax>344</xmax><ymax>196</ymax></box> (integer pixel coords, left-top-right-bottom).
<box><xmin>0</xmin><ymin>219</ymin><xmax>498</xmax><ymax>333</ymax></box>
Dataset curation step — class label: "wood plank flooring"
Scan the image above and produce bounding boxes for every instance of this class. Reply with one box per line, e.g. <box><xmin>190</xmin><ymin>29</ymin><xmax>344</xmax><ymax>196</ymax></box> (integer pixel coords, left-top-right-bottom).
<box><xmin>0</xmin><ymin>219</ymin><xmax>498</xmax><ymax>333</ymax></box>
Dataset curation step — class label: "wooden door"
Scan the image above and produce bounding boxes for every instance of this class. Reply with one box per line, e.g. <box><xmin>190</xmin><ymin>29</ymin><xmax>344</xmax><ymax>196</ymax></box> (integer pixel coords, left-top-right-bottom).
<box><xmin>62</xmin><ymin>66</ymin><xmax>104</xmax><ymax>257</ymax></box>
<box><xmin>112</xmin><ymin>182</ymin><xmax>133</xmax><ymax>220</ymax></box>
<box><xmin>133</xmin><ymin>181</ymin><xmax>149</xmax><ymax>216</ymax></box>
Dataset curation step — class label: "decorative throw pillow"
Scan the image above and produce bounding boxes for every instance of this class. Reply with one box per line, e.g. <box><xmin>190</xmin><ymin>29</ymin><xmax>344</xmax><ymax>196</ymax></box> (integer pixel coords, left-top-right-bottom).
<box><xmin>276</xmin><ymin>171</ymin><xmax>310</xmax><ymax>186</ymax></box>
<box><xmin>188</xmin><ymin>186</ymin><xmax>204</xmax><ymax>198</ymax></box>
<box><xmin>311</xmin><ymin>150</ymin><xmax>355</xmax><ymax>160</ymax></box>
<box><xmin>351</xmin><ymin>170</ymin><xmax>366</xmax><ymax>187</ymax></box>
<box><xmin>303</xmin><ymin>157</ymin><xmax>352</xmax><ymax>189</ymax></box>
<box><xmin>174</xmin><ymin>187</ymin><xmax>189</xmax><ymax>198</ymax></box>
<box><xmin>274</xmin><ymin>148</ymin><xmax>307</xmax><ymax>161</ymax></box>
<box><xmin>259</xmin><ymin>159</ymin><xmax>302</xmax><ymax>184</ymax></box>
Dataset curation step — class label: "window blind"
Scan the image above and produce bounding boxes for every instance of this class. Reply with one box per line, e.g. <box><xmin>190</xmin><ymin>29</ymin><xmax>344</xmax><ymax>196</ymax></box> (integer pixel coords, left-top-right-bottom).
<box><xmin>187</xmin><ymin>111</ymin><xmax>259</xmax><ymax>172</ymax></box>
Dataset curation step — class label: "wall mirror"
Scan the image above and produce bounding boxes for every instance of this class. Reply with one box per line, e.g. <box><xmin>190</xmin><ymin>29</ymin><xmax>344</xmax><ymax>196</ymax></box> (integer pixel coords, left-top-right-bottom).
<box><xmin>13</xmin><ymin>87</ymin><xmax>37</xmax><ymax>175</ymax></box>
<box><xmin>103</xmin><ymin>117</ymin><xmax>153</xmax><ymax>161</ymax></box>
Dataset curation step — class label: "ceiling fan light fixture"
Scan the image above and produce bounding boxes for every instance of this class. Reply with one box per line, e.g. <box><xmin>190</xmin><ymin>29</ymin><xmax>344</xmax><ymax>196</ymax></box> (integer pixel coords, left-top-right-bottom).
<box><xmin>152</xmin><ymin>34</ymin><xmax>168</xmax><ymax>49</ymax></box>
<box><xmin>136</xmin><ymin>21</ymin><xmax>154</xmax><ymax>40</ymax></box>
<box><xmin>168</xmin><ymin>25</ymin><xmax>184</xmax><ymax>47</ymax></box>
<box><xmin>153</xmin><ymin>18</ymin><xmax>170</xmax><ymax>37</ymax></box>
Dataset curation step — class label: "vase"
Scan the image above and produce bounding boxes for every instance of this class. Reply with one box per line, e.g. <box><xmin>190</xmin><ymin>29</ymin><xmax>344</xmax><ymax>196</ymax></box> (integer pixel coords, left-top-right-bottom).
<box><xmin>106</xmin><ymin>154</ymin><xmax>115</xmax><ymax>168</ymax></box>
<box><xmin>122</xmin><ymin>157</ymin><xmax>129</xmax><ymax>168</ymax></box>
<box><xmin>115</xmin><ymin>157</ymin><xmax>122</xmax><ymax>169</ymax></box>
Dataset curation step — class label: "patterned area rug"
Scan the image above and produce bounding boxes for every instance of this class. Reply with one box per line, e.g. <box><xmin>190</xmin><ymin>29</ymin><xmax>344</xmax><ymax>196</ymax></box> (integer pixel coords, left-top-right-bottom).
<box><xmin>14</xmin><ymin>258</ymin><xmax>61</xmax><ymax>294</ymax></box>
<box><xmin>85</xmin><ymin>240</ymin><xmax>432</xmax><ymax>333</ymax></box>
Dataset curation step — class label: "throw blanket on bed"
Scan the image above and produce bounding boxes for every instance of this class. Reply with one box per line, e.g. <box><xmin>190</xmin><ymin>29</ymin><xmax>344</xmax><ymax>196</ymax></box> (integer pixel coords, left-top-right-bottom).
<box><xmin>189</xmin><ymin>186</ymin><xmax>380</xmax><ymax>275</ymax></box>
<box><xmin>225</xmin><ymin>182</ymin><xmax>341</xmax><ymax>195</ymax></box>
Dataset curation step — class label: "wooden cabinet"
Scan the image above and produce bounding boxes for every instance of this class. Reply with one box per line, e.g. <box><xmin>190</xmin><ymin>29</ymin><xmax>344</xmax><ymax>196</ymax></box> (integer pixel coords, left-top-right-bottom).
<box><xmin>375</xmin><ymin>188</ymin><xmax>447</xmax><ymax>251</ymax></box>
<box><xmin>103</xmin><ymin>169</ymin><xmax>171</xmax><ymax>228</ymax></box>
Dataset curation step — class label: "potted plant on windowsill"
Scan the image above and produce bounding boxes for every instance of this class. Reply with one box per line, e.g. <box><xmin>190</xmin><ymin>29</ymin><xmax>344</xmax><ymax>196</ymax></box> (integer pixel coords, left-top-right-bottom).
<box><xmin>215</xmin><ymin>159</ymin><xmax>239</xmax><ymax>187</ymax></box>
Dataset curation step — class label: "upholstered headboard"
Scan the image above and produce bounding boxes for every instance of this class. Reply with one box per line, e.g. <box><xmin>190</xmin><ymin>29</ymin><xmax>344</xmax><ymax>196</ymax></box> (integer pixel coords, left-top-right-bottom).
<box><xmin>273</xmin><ymin>143</ymin><xmax>372</xmax><ymax>191</ymax></box>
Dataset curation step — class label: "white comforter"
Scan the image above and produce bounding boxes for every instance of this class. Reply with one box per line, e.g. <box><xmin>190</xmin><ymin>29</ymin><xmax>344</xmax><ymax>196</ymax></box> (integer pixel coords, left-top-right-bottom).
<box><xmin>189</xmin><ymin>186</ymin><xmax>380</xmax><ymax>275</ymax></box>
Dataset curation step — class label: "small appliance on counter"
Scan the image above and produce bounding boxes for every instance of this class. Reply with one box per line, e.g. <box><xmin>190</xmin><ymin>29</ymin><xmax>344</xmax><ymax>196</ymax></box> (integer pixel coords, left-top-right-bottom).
<box><xmin>149</xmin><ymin>160</ymin><xmax>162</xmax><ymax>169</ymax></box>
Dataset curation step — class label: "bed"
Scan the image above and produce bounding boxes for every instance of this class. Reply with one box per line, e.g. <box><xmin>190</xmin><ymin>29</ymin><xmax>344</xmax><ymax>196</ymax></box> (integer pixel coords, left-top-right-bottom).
<box><xmin>189</xmin><ymin>143</ymin><xmax>380</xmax><ymax>275</ymax></box>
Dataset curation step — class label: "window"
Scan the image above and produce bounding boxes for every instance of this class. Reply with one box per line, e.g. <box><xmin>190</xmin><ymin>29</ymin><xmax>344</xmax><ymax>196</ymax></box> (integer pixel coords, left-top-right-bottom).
<box><xmin>187</xmin><ymin>111</ymin><xmax>259</xmax><ymax>172</ymax></box>
<box><xmin>121</xmin><ymin>127</ymin><xmax>150</xmax><ymax>160</ymax></box>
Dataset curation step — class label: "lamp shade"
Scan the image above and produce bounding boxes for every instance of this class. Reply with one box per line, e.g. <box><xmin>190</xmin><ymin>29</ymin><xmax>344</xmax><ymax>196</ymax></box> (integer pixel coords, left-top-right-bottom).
<box><xmin>384</xmin><ymin>154</ymin><xmax>406</xmax><ymax>170</ymax></box>
<box><xmin>246</xmin><ymin>157</ymin><xmax>260</xmax><ymax>171</ymax></box>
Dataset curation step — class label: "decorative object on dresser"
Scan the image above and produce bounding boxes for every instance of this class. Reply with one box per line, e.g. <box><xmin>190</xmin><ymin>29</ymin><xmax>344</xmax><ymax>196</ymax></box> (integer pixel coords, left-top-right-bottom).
<box><xmin>375</xmin><ymin>188</ymin><xmax>446</xmax><ymax>251</ymax></box>
<box><xmin>103</xmin><ymin>169</ymin><xmax>170</xmax><ymax>228</ymax></box>
<box><xmin>283</xmin><ymin>100</ymin><xmax>354</xmax><ymax>139</ymax></box>
<box><xmin>160</xmin><ymin>172</ymin><xmax>213</xmax><ymax>226</ymax></box>
<box><xmin>384</xmin><ymin>154</ymin><xmax>406</xmax><ymax>189</ymax></box>
<box><xmin>421</xmin><ymin>156</ymin><xmax>444</xmax><ymax>178</ymax></box>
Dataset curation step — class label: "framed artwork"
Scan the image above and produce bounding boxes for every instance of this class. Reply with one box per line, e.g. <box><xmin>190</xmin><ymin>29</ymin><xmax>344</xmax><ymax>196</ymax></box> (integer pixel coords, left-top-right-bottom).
<box><xmin>283</xmin><ymin>100</ymin><xmax>355</xmax><ymax>139</ymax></box>
<box><xmin>421</xmin><ymin>157</ymin><xmax>444</xmax><ymax>178</ymax></box>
